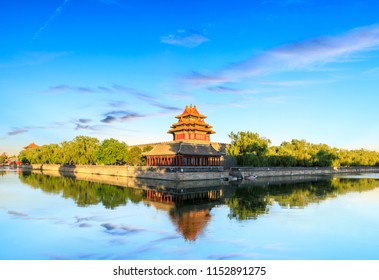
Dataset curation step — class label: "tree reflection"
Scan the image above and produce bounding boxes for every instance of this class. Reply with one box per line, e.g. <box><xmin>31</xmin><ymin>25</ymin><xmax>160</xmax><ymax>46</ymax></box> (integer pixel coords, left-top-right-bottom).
<box><xmin>19</xmin><ymin>171</ymin><xmax>144</xmax><ymax>209</ymax></box>
<box><xmin>226</xmin><ymin>177</ymin><xmax>379</xmax><ymax>220</ymax></box>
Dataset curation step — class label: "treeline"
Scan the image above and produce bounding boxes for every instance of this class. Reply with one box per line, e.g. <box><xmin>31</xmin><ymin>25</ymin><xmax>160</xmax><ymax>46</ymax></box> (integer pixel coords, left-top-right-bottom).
<box><xmin>227</xmin><ymin>131</ymin><xmax>379</xmax><ymax>167</ymax></box>
<box><xmin>18</xmin><ymin>132</ymin><xmax>379</xmax><ymax>167</ymax></box>
<box><xmin>18</xmin><ymin>136</ymin><xmax>152</xmax><ymax>166</ymax></box>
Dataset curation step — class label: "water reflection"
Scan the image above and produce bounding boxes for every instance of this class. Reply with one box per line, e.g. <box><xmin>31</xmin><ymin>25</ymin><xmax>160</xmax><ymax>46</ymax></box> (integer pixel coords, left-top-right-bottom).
<box><xmin>18</xmin><ymin>171</ymin><xmax>379</xmax><ymax>241</ymax></box>
<box><xmin>226</xmin><ymin>177</ymin><xmax>379</xmax><ymax>220</ymax></box>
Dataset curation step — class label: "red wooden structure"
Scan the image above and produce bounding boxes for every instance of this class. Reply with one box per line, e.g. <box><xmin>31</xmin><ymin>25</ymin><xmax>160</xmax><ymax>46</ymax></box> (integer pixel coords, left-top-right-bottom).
<box><xmin>168</xmin><ymin>104</ymin><xmax>215</xmax><ymax>142</ymax></box>
<box><xmin>144</xmin><ymin>105</ymin><xmax>222</xmax><ymax>166</ymax></box>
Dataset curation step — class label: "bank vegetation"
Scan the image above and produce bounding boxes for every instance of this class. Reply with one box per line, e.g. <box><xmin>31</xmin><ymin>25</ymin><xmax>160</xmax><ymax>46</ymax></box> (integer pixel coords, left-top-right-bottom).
<box><xmin>18</xmin><ymin>136</ymin><xmax>152</xmax><ymax>166</ymax></box>
<box><xmin>227</xmin><ymin>131</ymin><xmax>379</xmax><ymax>167</ymax></box>
<box><xmin>18</xmin><ymin>132</ymin><xmax>379</xmax><ymax>168</ymax></box>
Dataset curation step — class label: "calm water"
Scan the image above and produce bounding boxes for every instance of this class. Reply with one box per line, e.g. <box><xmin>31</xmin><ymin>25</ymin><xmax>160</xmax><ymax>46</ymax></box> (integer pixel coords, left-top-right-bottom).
<box><xmin>1</xmin><ymin>169</ymin><xmax>379</xmax><ymax>260</ymax></box>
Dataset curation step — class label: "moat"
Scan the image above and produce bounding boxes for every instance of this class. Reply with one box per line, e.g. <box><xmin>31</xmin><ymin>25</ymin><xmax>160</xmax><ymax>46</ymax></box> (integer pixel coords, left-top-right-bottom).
<box><xmin>1</xmin><ymin>169</ymin><xmax>379</xmax><ymax>260</ymax></box>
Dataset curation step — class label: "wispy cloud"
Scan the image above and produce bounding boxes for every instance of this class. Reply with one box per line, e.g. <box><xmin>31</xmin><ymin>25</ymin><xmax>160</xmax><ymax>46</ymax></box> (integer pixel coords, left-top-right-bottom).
<box><xmin>74</xmin><ymin>123</ymin><xmax>102</xmax><ymax>131</ymax></box>
<box><xmin>112</xmin><ymin>84</ymin><xmax>180</xmax><ymax>111</ymax></box>
<box><xmin>161</xmin><ymin>29</ymin><xmax>209</xmax><ymax>48</ymax></box>
<box><xmin>257</xmin><ymin>79</ymin><xmax>320</xmax><ymax>87</ymax></box>
<box><xmin>8</xmin><ymin>128</ymin><xmax>28</xmax><ymax>136</ymax></box>
<box><xmin>33</xmin><ymin>0</ymin><xmax>72</xmax><ymax>40</ymax></box>
<box><xmin>72</xmin><ymin>119</ymin><xmax>103</xmax><ymax>131</ymax></box>
<box><xmin>101</xmin><ymin>110</ymin><xmax>146</xmax><ymax>123</ymax></box>
<box><xmin>77</xmin><ymin>118</ymin><xmax>92</xmax><ymax>124</ymax></box>
<box><xmin>112</xmin><ymin>84</ymin><xmax>151</xmax><ymax>100</ymax></box>
<box><xmin>207</xmin><ymin>86</ymin><xmax>262</xmax><ymax>95</ymax></box>
<box><xmin>7</xmin><ymin>124</ymin><xmax>67</xmax><ymax>137</ymax></box>
<box><xmin>41</xmin><ymin>83</ymin><xmax>181</xmax><ymax>113</ymax></box>
<box><xmin>183</xmin><ymin>24</ymin><xmax>379</xmax><ymax>86</ymax></box>
<box><xmin>182</xmin><ymin>71</ymin><xmax>228</xmax><ymax>86</ymax></box>
<box><xmin>108</xmin><ymin>100</ymin><xmax>127</xmax><ymax>108</ymax></box>
<box><xmin>0</xmin><ymin>51</ymin><xmax>68</xmax><ymax>68</ymax></box>
<box><xmin>42</xmin><ymin>84</ymin><xmax>113</xmax><ymax>94</ymax></box>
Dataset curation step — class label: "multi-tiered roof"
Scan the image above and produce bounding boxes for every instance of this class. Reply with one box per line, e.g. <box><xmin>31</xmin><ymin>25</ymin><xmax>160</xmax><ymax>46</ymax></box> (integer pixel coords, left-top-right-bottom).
<box><xmin>168</xmin><ymin>104</ymin><xmax>215</xmax><ymax>142</ymax></box>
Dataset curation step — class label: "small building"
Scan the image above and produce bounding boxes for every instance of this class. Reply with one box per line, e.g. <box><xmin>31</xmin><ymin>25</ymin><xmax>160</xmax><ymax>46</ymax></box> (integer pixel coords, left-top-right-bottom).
<box><xmin>144</xmin><ymin>105</ymin><xmax>223</xmax><ymax>166</ymax></box>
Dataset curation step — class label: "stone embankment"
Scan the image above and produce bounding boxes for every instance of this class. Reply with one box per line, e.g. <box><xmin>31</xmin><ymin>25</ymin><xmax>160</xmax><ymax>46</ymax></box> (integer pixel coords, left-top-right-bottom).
<box><xmin>229</xmin><ymin>166</ymin><xmax>379</xmax><ymax>179</ymax></box>
<box><xmin>20</xmin><ymin>164</ymin><xmax>379</xmax><ymax>181</ymax></box>
<box><xmin>24</xmin><ymin>164</ymin><xmax>226</xmax><ymax>181</ymax></box>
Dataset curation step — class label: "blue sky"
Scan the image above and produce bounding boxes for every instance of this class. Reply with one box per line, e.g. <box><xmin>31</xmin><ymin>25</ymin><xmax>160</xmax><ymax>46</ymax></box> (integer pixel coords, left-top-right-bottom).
<box><xmin>1</xmin><ymin>0</ymin><xmax>379</xmax><ymax>155</ymax></box>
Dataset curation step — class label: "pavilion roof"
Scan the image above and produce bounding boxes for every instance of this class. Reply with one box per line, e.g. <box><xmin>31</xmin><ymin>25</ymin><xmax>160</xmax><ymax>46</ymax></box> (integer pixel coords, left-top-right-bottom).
<box><xmin>143</xmin><ymin>142</ymin><xmax>221</xmax><ymax>156</ymax></box>
<box><xmin>175</xmin><ymin>104</ymin><xmax>207</xmax><ymax>119</ymax></box>
<box><xmin>169</xmin><ymin>105</ymin><xmax>215</xmax><ymax>136</ymax></box>
<box><xmin>23</xmin><ymin>142</ymin><xmax>39</xmax><ymax>149</ymax></box>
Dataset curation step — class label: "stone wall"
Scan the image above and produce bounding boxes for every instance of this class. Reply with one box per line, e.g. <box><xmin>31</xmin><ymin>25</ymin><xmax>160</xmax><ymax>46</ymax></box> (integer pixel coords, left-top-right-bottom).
<box><xmin>23</xmin><ymin>164</ymin><xmax>379</xmax><ymax>181</ymax></box>
<box><xmin>230</xmin><ymin>166</ymin><xmax>379</xmax><ymax>179</ymax></box>
<box><xmin>26</xmin><ymin>164</ymin><xmax>227</xmax><ymax>181</ymax></box>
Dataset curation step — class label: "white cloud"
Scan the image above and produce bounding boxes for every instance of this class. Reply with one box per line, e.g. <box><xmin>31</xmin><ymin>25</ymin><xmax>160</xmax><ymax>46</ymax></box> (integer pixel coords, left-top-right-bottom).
<box><xmin>183</xmin><ymin>24</ymin><xmax>379</xmax><ymax>86</ymax></box>
<box><xmin>161</xmin><ymin>30</ymin><xmax>209</xmax><ymax>48</ymax></box>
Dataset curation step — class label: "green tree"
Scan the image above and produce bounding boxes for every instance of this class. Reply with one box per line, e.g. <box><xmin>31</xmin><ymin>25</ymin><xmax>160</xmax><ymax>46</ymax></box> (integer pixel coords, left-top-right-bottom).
<box><xmin>313</xmin><ymin>149</ymin><xmax>338</xmax><ymax>167</ymax></box>
<box><xmin>96</xmin><ymin>138</ymin><xmax>128</xmax><ymax>165</ymax></box>
<box><xmin>126</xmin><ymin>146</ymin><xmax>143</xmax><ymax>166</ymax></box>
<box><xmin>0</xmin><ymin>154</ymin><xmax>7</xmax><ymax>164</ymax></box>
<box><xmin>38</xmin><ymin>144</ymin><xmax>63</xmax><ymax>164</ymax></box>
<box><xmin>18</xmin><ymin>147</ymin><xmax>41</xmax><ymax>164</ymax></box>
<box><xmin>227</xmin><ymin>131</ymin><xmax>271</xmax><ymax>166</ymax></box>
<box><xmin>61</xmin><ymin>136</ymin><xmax>99</xmax><ymax>165</ymax></box>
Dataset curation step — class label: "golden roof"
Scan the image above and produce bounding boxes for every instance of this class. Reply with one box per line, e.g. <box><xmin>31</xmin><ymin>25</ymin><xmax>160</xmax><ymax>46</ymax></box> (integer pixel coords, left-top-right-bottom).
<box><xmin>175</xmin><ymin>104</ymin><xmax>207</xmax><ymax>119</ymax></box>
<box><xmin>169</xmin><ymin>105</ymin><xmax>215</xmax><ymax>136</ymax></box>
<box><xmin>23</xmin><ymin>142</ymin><xmax>39</xmax><ymax>149</ymax></box>
<box><xmin>143</xmin><ymin>142</ymin><xmax>221</xmax><ymax>156</ymax></box>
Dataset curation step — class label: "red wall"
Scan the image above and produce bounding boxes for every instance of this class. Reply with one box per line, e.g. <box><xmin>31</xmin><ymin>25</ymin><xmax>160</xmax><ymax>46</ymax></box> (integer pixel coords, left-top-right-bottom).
<box><xmin>173</xmin><ymin>133</ymin><xmax>210</xmax><ymax>141</ymax></box>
